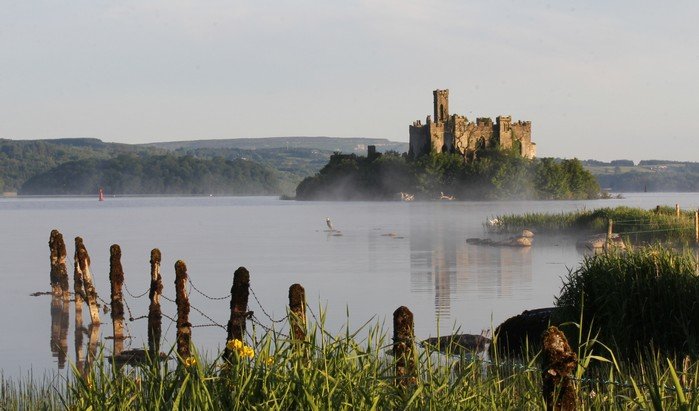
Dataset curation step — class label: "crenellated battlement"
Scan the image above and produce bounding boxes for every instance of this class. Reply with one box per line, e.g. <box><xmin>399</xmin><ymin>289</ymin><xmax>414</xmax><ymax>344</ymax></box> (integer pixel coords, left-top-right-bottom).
<box><xmin>409</xmin><ymin>90</ymin><xmax>535</xmax><ymax>160</ymax></box>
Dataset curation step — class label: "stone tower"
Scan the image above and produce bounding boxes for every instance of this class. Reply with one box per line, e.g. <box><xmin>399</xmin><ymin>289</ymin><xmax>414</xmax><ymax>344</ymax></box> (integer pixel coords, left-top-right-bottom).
<box><xmin>433</xmin><ymin>89</ymin><xmax>449</xmax><ymax>124</ymax></box>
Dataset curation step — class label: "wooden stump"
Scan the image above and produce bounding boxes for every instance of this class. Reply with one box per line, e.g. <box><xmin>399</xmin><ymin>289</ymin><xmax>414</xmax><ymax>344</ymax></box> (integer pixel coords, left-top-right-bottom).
<box><xmin>393</xmin><ymin>306</ymin><xmax>416</xmax><ymax>386</ymax></box>
<box><xmin>541</xmin><ymin>326</ymin><xmax>577</xmax><ymax>411</ymax></box>
<box><xmin>148</xmin><ymin>249</ymin><xmax>163</xmax><ymax>356</ymax></box>
<box><xmin>74</xmin><ymin>237</ymin><xmax>100</xmax><ymax>325</ymax></box>
<box><xmin>226</xmin><ymin>267</ymin><xmax>250</xmax><ymax>342</ymax></box>
<box><xmin>288</xmin><ymin>283</ymin><xmax>307</xmax><ymax>342</ymax></box>
<box><xmin>109</xmin><ymin>244</ymin><xmax>125</xmax><ymax>354</ymax></box>
<box><xmin>48</xmin><ymin>229</ymin><xmax>70</xmax><ymax>299</ymax></box>
<box><xmin>174</xmin><ymin>260</ymin><xmax>191</xmax><ymax>360</ymax></box>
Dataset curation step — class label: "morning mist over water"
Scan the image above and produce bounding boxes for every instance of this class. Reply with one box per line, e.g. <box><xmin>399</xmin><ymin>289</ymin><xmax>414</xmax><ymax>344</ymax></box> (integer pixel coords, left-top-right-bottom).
<box><xmin>2</xmin><ymin>193</ymin><xmax>699</xmax><ymax>376</ymax></box>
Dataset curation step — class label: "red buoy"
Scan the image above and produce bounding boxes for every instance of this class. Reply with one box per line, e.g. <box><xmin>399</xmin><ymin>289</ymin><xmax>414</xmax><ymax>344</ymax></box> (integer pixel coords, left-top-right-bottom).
<box><xmin>98</xmin><ymin>188</ymin><xmax>105</xmax><ymax>202</ymax></box>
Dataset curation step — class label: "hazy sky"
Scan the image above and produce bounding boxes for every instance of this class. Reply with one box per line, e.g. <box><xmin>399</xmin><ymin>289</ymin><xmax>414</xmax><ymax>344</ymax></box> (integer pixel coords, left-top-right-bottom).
<box><xmin>2</xmin><ymin>1</ymin><xmax>698</xmax><ymax>161</ymax></box>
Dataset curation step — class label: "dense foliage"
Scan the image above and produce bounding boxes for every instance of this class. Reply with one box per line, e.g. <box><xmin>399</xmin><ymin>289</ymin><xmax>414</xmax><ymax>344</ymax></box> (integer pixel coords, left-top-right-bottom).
<box><xmin>0</xmin><ymin>138</ymin><xmax>162</xmax><ymax>192</ymax></box>
<box><xmin>296</xmin><ymin>150</ymin><xmax>601</xmax><ymax>200</ymax></box>
<box><xmin>20</xmin><ymin>154</ymin><xmax>285</xmax><ymax>195</ymax></box>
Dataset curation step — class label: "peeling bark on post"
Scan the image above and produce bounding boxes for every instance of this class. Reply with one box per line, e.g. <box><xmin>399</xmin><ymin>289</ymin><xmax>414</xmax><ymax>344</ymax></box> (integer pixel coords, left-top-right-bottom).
<box><xmin>109</xmin><ymin>244</ymin><xmax>125</xmax><ymax>354</ymax></box>
<box><xmin>288</xmin><ymin>283</ymin><xmax>307</xmax><ymax>342</ymax></box>
<box><xmin>174</xmin><ymin>260</ymin><xmax>191</xmax><ymax>360</ymax></box>
<box><xmin>85</xmin><ymin>324</ymin><xmax>100</xmax><ymax>372</ymax></box>
<box><xmin>541</xmin><ymin>326</ymin><xmax>578</xmax><ymax>411</ymax></box>
<box><xmin>75</xmin><ymin>237</ymin><xmax>100</xmax><ymax>325</ymax></box>
<box><xmin>148</xmin><ymin>249</ymin><xmax>163</xmax><ymax>356</ymax></box>
<box><xmin>225</xmin><ymin>267</ymin><xmax>250</xmax><ymax>361</ymax></box>
<box><xmin>393</xmin><ymin>306</ymin><xmax>416</xmax><ymax>386</ymax></box>
<box><xmin>49</xmin><ymin>230</ymin><xmax>70</xmax><ymax>299</ymax></box>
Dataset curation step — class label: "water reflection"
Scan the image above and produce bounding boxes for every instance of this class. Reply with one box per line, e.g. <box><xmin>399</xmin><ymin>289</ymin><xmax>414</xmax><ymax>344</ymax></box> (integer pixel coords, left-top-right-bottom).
<box><xmin>409</xmin><ymin>209</ymin><xmax>534</xmax><ymax>321</ymax></box>
<box><xmin>49</xmin><ymin>296</ymin><xmax>69</xmax><ymax>369</ymax></box>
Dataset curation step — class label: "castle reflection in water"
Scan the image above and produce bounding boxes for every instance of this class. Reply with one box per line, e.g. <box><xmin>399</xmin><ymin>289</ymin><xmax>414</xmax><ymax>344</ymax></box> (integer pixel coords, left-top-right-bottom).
<box><xmin>408</xmin><ymin>211</ymin><xmax>532</xmax><ymax>320</ymax></box>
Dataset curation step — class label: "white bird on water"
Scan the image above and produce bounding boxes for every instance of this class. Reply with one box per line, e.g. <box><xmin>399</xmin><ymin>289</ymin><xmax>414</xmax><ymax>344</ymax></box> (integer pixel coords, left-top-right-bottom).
<box><xmin>326</xmin><ymin>217</ymin><xmax>334</xmax><ymax>231</ymax></box>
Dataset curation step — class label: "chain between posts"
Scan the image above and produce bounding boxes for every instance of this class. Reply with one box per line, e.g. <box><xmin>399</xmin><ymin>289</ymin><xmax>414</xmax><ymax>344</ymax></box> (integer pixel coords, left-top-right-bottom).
<box><xmin>188</xmin><ymin>278</ymin><xmax>231</xmax><ymax>301</ymax></box>
<box><xmin>249</xmin><ymin>286</ymin><xmax>289</xmax><ymax>324</ymax></box>
<box><xmin>124</xmin><ymin>283</ymin><xmax>149</xmax><ymax>299</ymax></box>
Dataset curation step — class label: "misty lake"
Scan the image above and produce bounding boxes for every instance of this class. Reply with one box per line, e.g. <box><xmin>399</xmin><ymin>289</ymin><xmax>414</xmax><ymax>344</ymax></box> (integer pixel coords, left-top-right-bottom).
<box><xmin>2</xmin><ymin>193</ymin><xmax>699</xmax><ymax>378</ymax></box>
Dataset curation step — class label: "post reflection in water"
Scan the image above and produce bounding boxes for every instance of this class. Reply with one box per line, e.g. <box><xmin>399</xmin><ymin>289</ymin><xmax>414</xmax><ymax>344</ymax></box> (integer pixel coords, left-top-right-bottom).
<box><xmin>409</xmin><ymin>209</ymin><xmax>532</xmax><ymax>322</ymax></box>
<box><xmin>49</xmin><ymin>296</ymin><xmax>69</xmax><ymax>369</ymax></box>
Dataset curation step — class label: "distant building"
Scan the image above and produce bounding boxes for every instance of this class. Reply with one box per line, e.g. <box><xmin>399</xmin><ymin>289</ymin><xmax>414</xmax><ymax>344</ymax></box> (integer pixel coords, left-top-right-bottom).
<box><xmin>409</xmin><ymin>89</ymin><xmax>536</xmax><ymax>160</ymax></box>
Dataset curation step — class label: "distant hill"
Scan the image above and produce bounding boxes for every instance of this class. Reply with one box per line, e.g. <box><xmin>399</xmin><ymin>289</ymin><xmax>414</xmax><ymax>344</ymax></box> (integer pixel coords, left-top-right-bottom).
<box><xmin>582</xmin><ymin>159</ymin><xmax>699</xmax><ymax>192</ymax></box>
<box><xmin>146</xmin><ymin>137</ymin><xmax>409</xmax><ymax>154</ymax></box>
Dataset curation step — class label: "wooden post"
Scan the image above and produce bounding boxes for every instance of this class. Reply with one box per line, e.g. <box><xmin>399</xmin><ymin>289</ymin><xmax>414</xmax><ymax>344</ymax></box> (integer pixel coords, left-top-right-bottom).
<box><xmin>148</xmin><ymin>249</ymin><xmax>163</xmax><ymax>356</ymax></box>
<box><xmin>288</xmin><ymin>284</ymin><xmax>307</xmax><ymax>342</ymax></box>
<box><xmin>109</xmin><ymin>244</ymin><xmax>125</xmax><ymax>355</ymax></box>
<box><xmin>393</xmin><ymin>306</ymin><xmax>416</xmax><ymax>386</ymax></box>
<box><xmin>85</xmin><ymin>323</ymin><xmax>100</xmax><ymax>371</ymax></box>
<box><xmin>676</xmin><ymin>203</ymin><xmax>681</xmax><ymax>218</ymax></box>
<box><xmin>75</xmin><ymin>237</ymin><xmax>100</xmax><ymax>325</ymax></box>
<box><xmin>49</xmin><ymin>229</ymin><xmax>70</xmax><ymax>299</ymax></box>
<box><xmin>226</xmin><ymin>267</ymin><xmax>250</xmax><ymax>349</ymax></box>
<box><xmin>174</xmin><ymin>260</ymin><xmax>191</xmax><ymax>360</ymax></box>
<box><xmin>541</xmin><ymin>326</ymin><xmax>577</xmax><ymax>411</ymax></box>
<box><xmin>605</xmin><ymin>219</ymin><xmax>613</xmax><ymax>251</ymax></box>
<box><xmin>694</xmin><ymin>210</ymin><xmax>698</xmax><ymax>245</ymax></box>
<box><xmin>655</xmin><ymin>205</ymin><xmax>660</xmax><ymax>214</ymax></box>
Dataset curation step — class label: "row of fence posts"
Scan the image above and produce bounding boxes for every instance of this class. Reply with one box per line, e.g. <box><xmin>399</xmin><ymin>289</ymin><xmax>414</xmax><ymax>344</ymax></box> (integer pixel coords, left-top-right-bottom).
<box><xmin>606</xmin><ymin>204</ymin><xmax>699</xmax><ymax>244</ymax></box>
<box><xmin>49</xmin><ymin>228</ymin><xmax>582</xmax><ymax>407</ymax></box>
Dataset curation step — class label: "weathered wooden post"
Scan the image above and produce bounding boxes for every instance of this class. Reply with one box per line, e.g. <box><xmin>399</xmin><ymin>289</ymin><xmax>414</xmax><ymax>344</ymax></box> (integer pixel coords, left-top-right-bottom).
<box><xmin>109</xmin><ymin>244</ymin><xmax>125</xmax><ymax>355</ymax></box>
<box><xmin>541</xmin><ymin>326</ymin><xmax>577</xmax><ymax>411</ymax></box>
<box><xmin>655</xmin><ymin>205</ymin><xmax>661</xmax><ymax>214</ymax></box>
<box><xmin>174</xmin><ymin>260</ymin><xmax>191</xmax><ymax>360</ymax></box>
<box><xmin>393</xmin><ymin>306</ymin><xmax>416</xmax><ymax>386</ymax></box>
<box><xmin>676</xmin><ymin>203</ymin><xmax>681</xmax><ymax>218</ymax></box>
<box><xmin>148</xmin><ymin>249</ymin><xmax>163</xmax><ymax>356</ymax></box>
<box><xmin>85</xmin><ymin>323</ymin><xmax>100</xmax><ymax>371</ymax></box>
<box><xmin>605</xmin><ymin>219</ymin><xmax>613</xmax><ymax>251</ymax></box>
<box><xmin>49</xmin><ymin>229</ymin><xmax>70</xmax><ymax>299</ymax></box>
<box><xmin>288</xmin><ymin>283</ymin><xmax>307</xmax><ymax>342</ymax></box>
<box><xmin>694</xmin><ymin>210</ymin><xmax>698</xmax><ymax>245</ymax></box>
<box><xmin>225</xmin><ymin>267</ymin><xmax>250</xmax><ymax>360</ymax></box>
<box><xmin>75</xmin><ymin>237</ymin><xmax>100</xmax><ymax>325</ymax></box>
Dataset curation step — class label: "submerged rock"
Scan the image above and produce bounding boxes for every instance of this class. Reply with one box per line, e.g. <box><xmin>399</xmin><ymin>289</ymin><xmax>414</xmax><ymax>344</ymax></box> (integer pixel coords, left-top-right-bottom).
<box><xmin>494</xmin><ymin>307</ymin><xmax>558</xmax><ymax>356</ymax></box>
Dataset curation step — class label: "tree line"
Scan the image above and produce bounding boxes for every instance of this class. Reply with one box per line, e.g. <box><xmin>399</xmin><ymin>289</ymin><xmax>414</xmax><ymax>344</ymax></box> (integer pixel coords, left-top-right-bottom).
<box><xmin>296</xmin><ymin>150</ymin><xmax>602</xmax><ymax>200</ymax></box>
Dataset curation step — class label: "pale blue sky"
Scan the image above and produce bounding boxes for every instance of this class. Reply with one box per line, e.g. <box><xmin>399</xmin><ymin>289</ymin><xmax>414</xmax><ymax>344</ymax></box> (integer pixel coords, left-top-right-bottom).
<box><xmin>1</xmin><ymin>1</ymin><xmax>697</xmax><ymax>161</ymax></box>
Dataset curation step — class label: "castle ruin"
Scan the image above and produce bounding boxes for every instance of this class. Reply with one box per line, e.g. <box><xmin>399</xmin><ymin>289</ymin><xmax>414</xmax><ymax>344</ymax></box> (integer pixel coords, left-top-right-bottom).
<box><xmin>409</xmin><ymin>89</ymin><xmax>536</xmax><ymax>160</ymax></box>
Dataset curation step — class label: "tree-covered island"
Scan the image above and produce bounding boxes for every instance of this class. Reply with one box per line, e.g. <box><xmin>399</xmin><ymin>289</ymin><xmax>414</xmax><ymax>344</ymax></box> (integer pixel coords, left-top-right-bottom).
<box><xmin>296</xmin><ymin>147</ymin><xmax>602</xmax><ymax>201</ymax></box>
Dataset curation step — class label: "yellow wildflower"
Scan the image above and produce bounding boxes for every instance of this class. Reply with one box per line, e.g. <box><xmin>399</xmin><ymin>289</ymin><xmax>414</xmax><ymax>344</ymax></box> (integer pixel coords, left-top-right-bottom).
<box><xmin>184</xmin><ymin>356</ymin><xmax>197</xmax><ymax>367</ymax></box>
<box><xmin>264</xmin><ymin>356</ymin><xmax>274</xmax><ymax>366</ymax></box>
<box><xmin>226</xmin><ymin>339</ymin><xmax>244</xmax><ymax>351</ymax></box>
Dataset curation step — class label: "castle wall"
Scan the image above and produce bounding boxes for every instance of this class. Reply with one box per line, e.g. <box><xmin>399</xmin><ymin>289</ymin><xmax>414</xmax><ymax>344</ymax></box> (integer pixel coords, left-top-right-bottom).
<box><xmin>409</xmin><ymin>90</ymin><xmax>534</xmax><ymax>160</ymax></box>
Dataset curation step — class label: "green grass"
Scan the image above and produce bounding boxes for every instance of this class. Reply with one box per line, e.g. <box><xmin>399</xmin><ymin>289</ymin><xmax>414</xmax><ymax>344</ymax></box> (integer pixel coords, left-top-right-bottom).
<box><xmin>493</xmin><ymin>206</ymin><xmax>698</xmax><ymax>244</ymax></box>
<box><xmin>556</xmin><ymin>246</ymin><xmax>699</xmax><ymax>359</ymax></box>
<box><xmin>5</xmin><ymin>306</ymin><xmax>699</xmax><ymax>408</ymax></box>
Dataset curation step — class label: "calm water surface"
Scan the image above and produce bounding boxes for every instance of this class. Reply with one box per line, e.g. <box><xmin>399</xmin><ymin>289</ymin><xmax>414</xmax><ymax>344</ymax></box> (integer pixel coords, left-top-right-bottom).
<box><xmin>2</xmin><ymin>193</ymin><xmax>699</xmax><ymax>377</ymax></box>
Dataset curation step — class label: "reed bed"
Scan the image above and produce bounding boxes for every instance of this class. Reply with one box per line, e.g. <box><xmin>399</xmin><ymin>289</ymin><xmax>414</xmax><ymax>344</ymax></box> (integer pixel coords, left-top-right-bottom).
<box><xmin>493</xmin><ymin>206</ymin><xmax>697</xmax><ymax>243</ymax></box>
<box><xmin>556</xmin><ymin>246</ymin><xmax>699</xmax><ymax>359</ymax></box>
